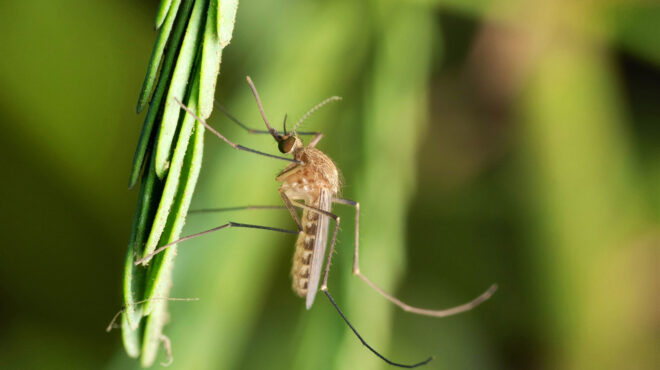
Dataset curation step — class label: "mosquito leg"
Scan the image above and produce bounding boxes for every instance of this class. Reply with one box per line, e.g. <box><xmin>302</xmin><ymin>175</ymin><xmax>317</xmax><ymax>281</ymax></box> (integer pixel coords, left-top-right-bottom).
<box><xmin>135</xmin><ymin>222</ymin><xmax>298</xmax><ymax>266</ymax></box>
<box><xmin>217</xmin><ymin>76</ymin><xmax>330</xmax><ymax>144</ymax></box>
<box><xmin>331</xmin><ymin>198</ymin><xmax>361</xmax><ymax>273</ymax></box>
<box><xmin>188</xmin><ymin>204</ymin><xmax>300</xmax><ymax>230</ymax></box>
<box><xmin>215</xmin><ymin>102</ymin><xmax>323</xmax><ymax>139</ymax></box>
<box><xmin>290</xmin><ymin>201</ymin><xmax>431</xmax><ymax>368</ymax></box>
<box><xmin>279</xmin><ymin>191</ymin><xmax>304</xmax><ymax>231</ymax></box>
<box><xmin>215</xmin><ymin>102</ymin><xmax>272</xmax><ymax>135</ymax></box>
<box><xmin>322</xmin><ymin>291</ymin><xmax>433</xmax><ymax>369</ymax></box>
<box><xmin>307</xmin><ymin>132</ymin><xmax>324</xmax><ymax>148</ymax></box>
<box><xmin>189</xmin><ymin>205</ymin><xmax>288</xmax><ymax>214</ymax></box>
<box><xmin>174</xmin><ymin>98</ymin><xmax>300</xmax><ymax>164</ymax></box>
<box><xmin>333</xmin><ymin>197</ymin><xmax>498</xmax><ymax>318</ymax></box>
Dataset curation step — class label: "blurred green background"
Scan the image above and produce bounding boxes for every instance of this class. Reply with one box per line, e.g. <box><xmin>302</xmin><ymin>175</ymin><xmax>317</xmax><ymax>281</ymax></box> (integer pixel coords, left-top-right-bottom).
<box><xmin>0</xmin><ymin>1</ymin><xmax>658</xmax><ymax>369</ymax></box>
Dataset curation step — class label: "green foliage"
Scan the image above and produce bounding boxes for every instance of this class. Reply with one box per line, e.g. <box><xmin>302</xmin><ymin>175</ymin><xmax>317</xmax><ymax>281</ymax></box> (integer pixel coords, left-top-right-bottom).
<box><xmin>121</xmin><ymin>0</ymin><xmax>237</xmax><ymax>366</ymax></box>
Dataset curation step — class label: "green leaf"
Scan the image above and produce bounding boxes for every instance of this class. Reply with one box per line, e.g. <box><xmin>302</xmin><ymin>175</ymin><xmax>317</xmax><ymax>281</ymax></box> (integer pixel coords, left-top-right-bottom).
<box><xmin>155</xmin><ymin>0</ymin><xmax>173</xmax><ymax>30</ymax></box>
<box><xmin>218</xmin><ymin>0</ymin><xmax>239</xmax><ymax>46</ymax></box>
<box><xmin>123</xmin><ymin>151</ymin><xmax>162</xmax><ymax>330</ymax></box>
<box><xmin>141</xmin><ymin>69</ymin><xmax>201</xmax><ymax>268</ymax></box>
<box><xmin>207</xmin><ymin>0</ymin><xmax>218</xmax><ymax>37</ymax></box>
<box><xmin>128</xmin><ymin>0</ymin><xmax>195</xmax><ymax>189</ymax></box>
<box><xmin>141</xmin><ymin>110</ymin><xmax>205</xmax><ymax>367</ymax></box>
<box><xmin>140</xmin><ymin>298</ymin><xmax>168</xmax><ymax>367</ymax></box>
<box><xmin>126</xmin><ymin>112</ymin><xmax>155</xmax><ymax>190</ymax></box>
<box><xmin>154</xmin><ymin>0</ymin><xmax>208</xmax><ymax>178</ymax></box>
<box><xmin>198</xmin><ymin>0</ymin><xmax>222</xmax><ymax>119</ymax></box>
<box><xmin>123</xmin><ymin>0</ymin><xmax>233</xmax><ymax>365</ymax></box>
<box><xmin>120</xmin><ymin>312</ymin><xmax>142</xmax><ymax>358</ymax></box>
<box><xmin>136</xmin><ymin>0</ymin><xmax>182</xmax><ymax>114</ymax></box>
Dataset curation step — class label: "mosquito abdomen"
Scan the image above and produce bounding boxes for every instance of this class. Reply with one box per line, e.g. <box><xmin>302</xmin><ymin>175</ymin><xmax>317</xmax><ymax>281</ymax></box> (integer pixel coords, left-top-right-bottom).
<box><xmin>291</xmin><ymin>208</ymin><xmax>319</xmax><ymax>297</ymax></box>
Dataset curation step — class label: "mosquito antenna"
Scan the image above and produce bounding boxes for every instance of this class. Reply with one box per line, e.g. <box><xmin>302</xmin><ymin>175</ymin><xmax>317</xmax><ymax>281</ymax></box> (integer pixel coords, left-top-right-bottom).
<box><xmin>246</xmin><ymin>76</ymin><xmax>279</xmax><ymax>140</ymax></box>
<box><xmin>292</xmin><ymin>96</ymin><xmax>342</xmax><ymax>133</ymax></box>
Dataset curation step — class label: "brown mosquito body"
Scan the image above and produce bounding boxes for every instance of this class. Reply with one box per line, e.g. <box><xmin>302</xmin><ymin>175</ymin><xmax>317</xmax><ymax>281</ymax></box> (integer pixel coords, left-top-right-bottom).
<box><xmin>279</xmin><ymin>145</ymin><xmax>340</xmax><ymax>307</ymax></box>
<box><xmin>133</xmin><ymin>76</ymin><xmax>497</xmax><ymax>368</ymax></box>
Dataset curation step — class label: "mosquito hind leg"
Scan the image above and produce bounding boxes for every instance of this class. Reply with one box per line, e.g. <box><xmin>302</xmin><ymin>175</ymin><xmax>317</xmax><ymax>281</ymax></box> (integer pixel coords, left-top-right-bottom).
<box><xmin>332</xmin><ymin>197</ymin><xmax>498</xmax><ymax>318</ymax></box>
<box><xmin>293</xmin><ymin>201</ymin><xmax>432</xmax><ymax>368</ymax></box>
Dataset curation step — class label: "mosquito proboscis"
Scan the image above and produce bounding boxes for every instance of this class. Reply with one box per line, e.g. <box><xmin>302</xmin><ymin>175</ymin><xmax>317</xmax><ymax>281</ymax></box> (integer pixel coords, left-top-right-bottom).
<box><xmin>134</xmin><ymin>76</ymin><xmax>497</xmax><ymax>368</ymax></box>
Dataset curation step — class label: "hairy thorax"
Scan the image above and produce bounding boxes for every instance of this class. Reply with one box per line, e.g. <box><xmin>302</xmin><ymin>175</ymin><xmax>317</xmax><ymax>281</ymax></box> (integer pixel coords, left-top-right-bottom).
<box><xmin>277</xmin><ymin>147</ymin><xmax>340</xmax><ymax>201</ymax></box>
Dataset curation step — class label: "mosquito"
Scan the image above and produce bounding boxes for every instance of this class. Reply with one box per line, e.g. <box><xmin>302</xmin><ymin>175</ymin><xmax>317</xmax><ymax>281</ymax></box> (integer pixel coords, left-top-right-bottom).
<box><xmin>135</xmin><ymin>76</ymin><xmax>497</xmax><ymax>368</ymax></box>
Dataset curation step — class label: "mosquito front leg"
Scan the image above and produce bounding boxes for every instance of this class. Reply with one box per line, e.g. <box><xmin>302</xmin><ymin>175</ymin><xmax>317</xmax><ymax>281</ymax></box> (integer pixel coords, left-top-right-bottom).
<box><xmin>174</xmin><ymin>98</ymin><xmax>300</xmax><ymax>164</ymax></box>
<box><xmin>214</xmin><ymin>102</ymin><xmax>272</xmax><ymax>135</ymax></box>
<box><xmin>135</xmin><ymin>222</ymin><xmax>298</xmax><ymax>265</ymax></box>
<box><xmin>333</xmin><ymin>197</ymin><xmax>498</xmax><ymax>318</ymax></box>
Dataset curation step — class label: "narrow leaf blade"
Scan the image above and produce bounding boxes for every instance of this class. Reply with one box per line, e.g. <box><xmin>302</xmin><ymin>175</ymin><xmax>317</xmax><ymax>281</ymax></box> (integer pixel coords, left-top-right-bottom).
<box><xmin>142</xmin><ymin>72</ymin><xmax>201</xmax><ymax>268</ymax></box>
<box><xmin>217</xmin><ymin>0</ymin><xmax>239</xmax><ymax>46</ymax></box>
<box><xmin>198</xmin><ymin>0</ymin><xmax>222</xmax><ymax>119</ymax></box>
<box><xmin>141</xmin><ymin>103</ymin><xmax>205</xmax><ymax>367</ymax></box>
<box><xmin>128</xmin><ymin>0</ymin><xmax>195</xmax><ymax>189</ymax></box>
<box><xmin>154</xmin><ymin>0</ymin><xmax>208</xmax><ymax>178</ymax></box>
<box><xmin>121</xmin><ymin>313</ymin><xmax>142</xmax><ymax>358</ymax></box>
<box><xmin>123</xmin><ymin>151</ymin><xmax>162</xmax><ymax>329</ymax></box>
<box><xmin>136</xmin><ymin>0</ymin><xmax>182</xmax><ymax>114</ymax></box>
<box><xmin>155</xmin><ymin>0</ymin><xmax>173</xmax><ymax>30</ymax></box>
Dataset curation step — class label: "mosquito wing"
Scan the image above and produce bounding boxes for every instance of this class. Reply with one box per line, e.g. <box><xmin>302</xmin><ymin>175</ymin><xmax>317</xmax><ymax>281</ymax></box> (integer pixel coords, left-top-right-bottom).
<box><xmin>305</xmin><ymin>188</ymin><xmax>332</xmax><ymax>309</ymax></box>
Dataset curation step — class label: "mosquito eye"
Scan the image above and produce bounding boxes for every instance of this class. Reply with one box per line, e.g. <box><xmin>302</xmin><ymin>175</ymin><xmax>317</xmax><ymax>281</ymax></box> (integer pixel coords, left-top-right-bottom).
<box><xmin>278</xmin><ymin>136</ymin><xmax>296</xmax><ymax>153</ymax></box>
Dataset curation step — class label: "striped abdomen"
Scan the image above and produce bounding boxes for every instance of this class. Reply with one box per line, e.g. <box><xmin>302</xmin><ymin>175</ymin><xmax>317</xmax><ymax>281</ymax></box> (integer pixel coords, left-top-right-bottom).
<box><xmin>290</xmin><ymin>188</ymin><xmax>332</xmax><ymax>309</ymax></box>
<box><xmin>292</xmin><ymin>206</ymin><xmax>319</xmax><ymax>297</ymax></box>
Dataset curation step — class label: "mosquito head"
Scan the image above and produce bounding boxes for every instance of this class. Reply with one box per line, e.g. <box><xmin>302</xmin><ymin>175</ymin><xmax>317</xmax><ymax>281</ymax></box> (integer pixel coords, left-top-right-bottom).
<box><xmin>277</xmin><ymin>134</ymin><xmax>301</xmax><ymax>154</ymax></box>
